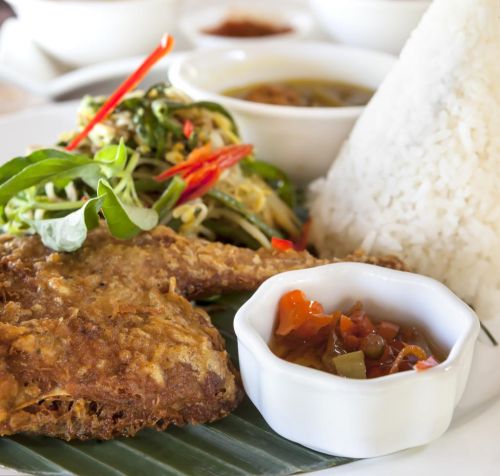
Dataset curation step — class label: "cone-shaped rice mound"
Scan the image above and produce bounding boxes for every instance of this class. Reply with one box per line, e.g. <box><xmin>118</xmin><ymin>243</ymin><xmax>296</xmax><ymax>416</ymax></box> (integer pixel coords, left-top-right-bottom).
<box><xmin>309</xmin><ymin>0</ymin><xmax>500</xmax><ymax>318</ymax></box>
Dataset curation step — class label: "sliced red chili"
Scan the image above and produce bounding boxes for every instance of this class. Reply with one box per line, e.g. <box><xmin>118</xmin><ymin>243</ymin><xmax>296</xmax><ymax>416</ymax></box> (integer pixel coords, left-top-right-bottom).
<box><xmin>155</xmin><ymin>144</ymin><xmax>252</xmax><ymax>182</ymax></box>
<box><xmin>66</xmin><ymin>34</ymin><xmax>175</xmax><ymax>151</ymax></box>
<box><xmin>183</xmin><ymin>119</ymin><xmax>194</xmax><ymax>139</ymax></box>
<box><xmin>216</xmin><ymin>144</ymin><xmax>253</xmax><ymax>169</ymax></box>
<box><xmin>177</xmin><ymin>165</ymin><xmax>221</xmax><ymax>205</ymax></box>
<box><xmin>271</xmin><ymin>237</ymin><xmax>294</xmax><ymax>252</ymax></box>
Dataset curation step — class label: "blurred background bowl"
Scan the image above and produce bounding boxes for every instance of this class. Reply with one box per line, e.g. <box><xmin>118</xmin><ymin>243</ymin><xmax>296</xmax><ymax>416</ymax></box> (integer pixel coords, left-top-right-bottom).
<box><xmin>169</xmin><ymin>42</ymin><xmax>396</xmax><ymax>184</ymax></box>
<box><xmin>180</xmin><ymin>1</ymin><xmax>313</xmax><ymax>49</ymax></box>
<box><xmin>7</xmin><ymin>0</ymin><xmax>180</xmax><ymax>67</ymax></box>
<box><xmin>310</xmin><ymin>0</ymin><xmax>431</xmax><ymax>54</ymax></box>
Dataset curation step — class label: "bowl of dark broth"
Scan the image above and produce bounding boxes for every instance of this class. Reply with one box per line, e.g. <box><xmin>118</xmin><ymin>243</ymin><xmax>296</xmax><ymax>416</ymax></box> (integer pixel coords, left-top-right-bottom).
<box><xmin>169</xmin><ymin>42</ymin><xmax>396</xmax><ymax>183</ymax></box>
<box><xmin>224</xmin><ymin>79</ymin><xmax>374</xmax><ymax>108</ymax></box>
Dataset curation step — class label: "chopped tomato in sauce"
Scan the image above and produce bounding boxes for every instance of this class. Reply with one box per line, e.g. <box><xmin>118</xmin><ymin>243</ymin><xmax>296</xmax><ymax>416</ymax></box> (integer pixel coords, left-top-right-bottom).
<box><xmin>270</xmin><ymin>290</ymin><xmax>443</xmax><ymax>379</ymax></box>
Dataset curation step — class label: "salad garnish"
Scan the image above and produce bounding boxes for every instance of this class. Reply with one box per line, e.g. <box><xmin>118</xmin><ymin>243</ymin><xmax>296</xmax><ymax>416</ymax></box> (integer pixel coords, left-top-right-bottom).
<box><xmin>66</xmin><ymin>34</ymin><xmax>175</xmax><ymax>151</ymax></box>
<box><xmin>0</xmin><ymin>36</ymin><xmax>302</xmax><ymax>252</ymax></box>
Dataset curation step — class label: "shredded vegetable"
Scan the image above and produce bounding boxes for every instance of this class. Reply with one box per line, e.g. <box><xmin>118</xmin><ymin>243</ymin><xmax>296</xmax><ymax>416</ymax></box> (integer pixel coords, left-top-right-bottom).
<box><xmin>1</xmin><ymin>83</ymin><xmax>301</xmax><ymax>251</ymax></box>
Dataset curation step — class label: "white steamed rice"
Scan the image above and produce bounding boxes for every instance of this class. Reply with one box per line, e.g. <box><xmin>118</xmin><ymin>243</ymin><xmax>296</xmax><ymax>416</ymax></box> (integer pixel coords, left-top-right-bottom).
<box><xmin>309</xmin><ymin>0</ymin><xmax>500</xmax><ymax>319</ymax></box>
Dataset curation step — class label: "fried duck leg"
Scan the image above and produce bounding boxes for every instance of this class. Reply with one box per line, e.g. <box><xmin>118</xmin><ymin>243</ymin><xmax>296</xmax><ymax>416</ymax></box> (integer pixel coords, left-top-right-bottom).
<box><xmin>0</xmin><ymin>225</ymin><xmax>404</xmax><ymax>440</ymax></box>
<box><xmin>4</xmin><ymin>224</ymin><xmax>403</xmax><ymax>303</ymax></box>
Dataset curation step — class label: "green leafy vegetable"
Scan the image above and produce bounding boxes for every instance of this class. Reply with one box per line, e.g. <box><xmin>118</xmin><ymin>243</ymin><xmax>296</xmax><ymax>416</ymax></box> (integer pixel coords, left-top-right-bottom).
<box><xmin>30</xmin><ymin>196</ymin><xmax>103</xmax><ymax>253</ymax></box>
<box><xmin>0</xmin><ymin>156</ymin><xmax>100</xmax><ymax>205</ymax></box>
<box><xmin>94</xmin><ymin>139</ymin><xmax>127</xmax><ymax>178</ymax></box>
<box><xmin>0</xmin><ymin>149</ymin><xmax>81</xmax><ymax>186</ymax></box>
<box><xmin>28</xmin><ymin>177</ymin><xmax>159</xmax><ymax>251</ymax></box>
<box><xmin>98</xmin><ymin>179</ymin><xmax>158</xmax><ymax>239</ymax></box>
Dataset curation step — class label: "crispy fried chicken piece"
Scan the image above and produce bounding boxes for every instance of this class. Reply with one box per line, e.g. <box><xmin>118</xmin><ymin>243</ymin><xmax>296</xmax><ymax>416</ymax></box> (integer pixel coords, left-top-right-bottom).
<box><xmin>0</xmin><ymin>225</ymin><xmax>405</xmax><ymax>440</ymax></box>
<box><xmin>0</xmin><ymin>279</ymin><xmax>242</xmax><ymax>440</ymax></box>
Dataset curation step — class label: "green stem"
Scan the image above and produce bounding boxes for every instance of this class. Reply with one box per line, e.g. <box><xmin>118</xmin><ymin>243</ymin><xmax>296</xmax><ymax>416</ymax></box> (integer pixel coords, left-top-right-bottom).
<box><xmin>153</xmin><ymin>176</ymin><xmax>186</xmax><ymax>222</ymax></box>
<box><xmin>32</xmin><ymin>200</ymin><xmax>85</xmax><ymax>211</ymax></box>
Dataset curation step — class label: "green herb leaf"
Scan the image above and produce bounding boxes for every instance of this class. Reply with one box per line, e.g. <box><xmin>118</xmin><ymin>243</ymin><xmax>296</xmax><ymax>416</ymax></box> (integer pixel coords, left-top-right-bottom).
<box><xmin>0</xmin><ymin>149</ymin><xmax>88</xmax><ymax>186</ymax></box>
<box><xmin>94</xmin><ymin>138</ymin><xmax>127</xmax><ymax>178</ymax></box>
<box><xmin>30</xmin><ymin>196</ymin><xmax>103</xmax><ymax>252</ymax></box>
<box><xmin>0</xmin><ymin>156</ymin><xmax>100</xmax><ymax>205</ymax></box>
<box><xmin>97</xmin><ymin>179</ymin><xmax>158</xmax><ymax>239</ymax></box>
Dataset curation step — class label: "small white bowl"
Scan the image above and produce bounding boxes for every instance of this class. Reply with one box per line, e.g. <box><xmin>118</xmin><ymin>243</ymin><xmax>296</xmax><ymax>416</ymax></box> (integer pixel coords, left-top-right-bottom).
<box><xmin>7</xmin><ymin>0</ymin><xmax>180</xmax><ymax>67</ymax></box>
<box><xmin>180</xmin><ymin>2</ymin><xmax>313</xmax><ymax>49</ymax></box>
<box><xmin>310</xmin><ymin>0</ymin><xmax>431</xmax><ymax>54</ymax></box>
<box><xmin>234</xmin><ymin>263</ymin><xmax>479</xmax><ymax>458</ymax></box>
<box><xmin>169</xmin><ymin>42</ymin><xmax>396</xmax><ymax>184</ymax></box>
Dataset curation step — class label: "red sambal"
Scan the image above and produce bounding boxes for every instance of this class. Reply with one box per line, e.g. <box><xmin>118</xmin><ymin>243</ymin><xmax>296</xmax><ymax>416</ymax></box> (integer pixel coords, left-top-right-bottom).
<box><xmin>270</xmin><ymin>290</ymin><xmax>442</xmax><ymax>379</ymax></box>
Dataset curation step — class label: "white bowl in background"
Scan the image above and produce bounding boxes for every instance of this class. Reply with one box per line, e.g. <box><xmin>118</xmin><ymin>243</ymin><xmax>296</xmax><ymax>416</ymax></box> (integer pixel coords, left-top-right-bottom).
<box><xmin>234</xmin><ymin>262</ymin><xmax>479</xmax><ymax>458</ymax></box>
<box><xmin>180</xmin><ymin>2</ymin><xmax>313</xmax><ymax>49</ymax></box>
<box><xmin>7</xmin><ymin>0</ymin><xmax>180</xmax><ymax>67</ymax></box>
<box><xmin>169</xmin><ymin>42</ymin><xmax>396</xmax><ymax>184</ymax></box>
<box><xmin>310</xmin><ymin>0</ymin><xmax>431</xmax><ymax>55</ymax></box>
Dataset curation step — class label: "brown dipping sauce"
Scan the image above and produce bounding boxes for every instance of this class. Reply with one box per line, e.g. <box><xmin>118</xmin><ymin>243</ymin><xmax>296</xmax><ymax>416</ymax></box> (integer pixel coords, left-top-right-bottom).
<box><xmin>224</xmin><ymin>79</ymin><xmax>374</xmax><ymax>107</ymax></box>
<box><xmin>203</xmin><ymin>18</ymin><xmax>293</xmax><ymax>38</ymax></box>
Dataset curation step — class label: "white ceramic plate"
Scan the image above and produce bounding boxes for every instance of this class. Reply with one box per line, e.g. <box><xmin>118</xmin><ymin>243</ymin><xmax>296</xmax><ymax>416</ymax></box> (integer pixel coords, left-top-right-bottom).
<box><xmin>1</xmin><ymin>103</ymin><xmax>500</xmax><ymax>475</ymax></box>
<box><xmin>0</xmin><ymin>18</ymin><xmax>186</xmax><ymax>99</ymax></box>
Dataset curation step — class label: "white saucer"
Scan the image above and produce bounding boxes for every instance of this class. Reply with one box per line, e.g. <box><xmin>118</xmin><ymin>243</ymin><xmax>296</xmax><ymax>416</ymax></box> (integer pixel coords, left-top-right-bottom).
<box><xmin>0</xmin><ymin>18</ymin><xmax>187</xmax><ymax>99</ymax></box>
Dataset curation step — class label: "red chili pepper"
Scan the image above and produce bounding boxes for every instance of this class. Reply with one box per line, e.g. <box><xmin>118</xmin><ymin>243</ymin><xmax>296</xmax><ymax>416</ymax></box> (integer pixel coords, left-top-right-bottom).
<box><xmin>178</xmin><ymin>145</ymin><xmax>247</xmax><ymax>179</ymax></box>
<box><xmin>271</xmin><ymin>237</ymin><xmax>294</xmax><ymax>252</ymax></box>
<box><xmin>183</xmin><ymin>119</ymin><xmax>194</xmax><ymax>139</ymax></box>
<box><xmin>177</xmin><ymin>165</ymin><xmax>221</xmax><ymax>204</ymax></box>
<box><xmin>182</xmin><ymin>162</ymin><xmax>215</xmax><ymax>195</ymax></box>
<box><xmin>155</xmin><ymin>144</ymin><xmax>253</xmax><ymax>182</ymax></box>
<box><xmin>155</xmin><ymin>143</ymin><xmax>213</xmax><ymax>182</ymax></box>
<box><xmin>159</xmin><ymin>144</ymin><xmax>252</xmax><ymax>206</ymax></box>
<box><xmin>217</xmin><ymin>144</ymin><xmax>253</xmax><ymax>169</ymax></box>
<box><xmin>271</xmin><ymin>220</ymin><xmax>311</xmax><ymax>252</ymax></box>
<box><xmin>66</xmin><ymin>34</ymin><xmax>175</xmax><ymax>151</ymax></box>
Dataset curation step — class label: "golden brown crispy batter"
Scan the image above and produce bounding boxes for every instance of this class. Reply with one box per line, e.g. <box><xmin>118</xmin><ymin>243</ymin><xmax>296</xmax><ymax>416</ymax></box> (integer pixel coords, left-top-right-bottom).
<box><xmin>0</xmin><ymin>225</ymin><xmax>405</xmax><ymax>440</ymax></box>
<box><xmin>0</xmin><ymin>281</ymin><xmax>242</xmax><ymax>440</ymax></box>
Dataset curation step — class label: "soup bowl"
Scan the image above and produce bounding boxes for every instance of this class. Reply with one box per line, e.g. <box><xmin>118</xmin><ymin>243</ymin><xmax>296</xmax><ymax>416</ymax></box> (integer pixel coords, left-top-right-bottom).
<box><xmin>7</xmin><ymin>0</ymin><xmax>180</xmax><ymax>67</ymax></box>
<box><xmin>234</xmin><ymin>262</ymin><xmax>480</xmax><ymax>457</ymax></box>
<box><xmin>310</xmin><ymin>0</ymin><xmax>431</xmax><ymax>54</ymax></box>
<box><xmin>169</xmin><ymin>42</ymin><xmax>396</xmax><ymax>184</ymax></box>
<box><xmin>180</xmin><ymin>1</ymin><xmax>313</xmax><ymax>49</ymax></box>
